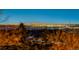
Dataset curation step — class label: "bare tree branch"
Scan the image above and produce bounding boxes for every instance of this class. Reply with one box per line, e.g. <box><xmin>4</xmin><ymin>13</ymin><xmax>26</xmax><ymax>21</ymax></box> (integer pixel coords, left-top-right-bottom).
<box><xmin>0</xmin><ymin>9</ymin><xmax>3</xmax><ymax>15</ymax></box>
<box><xmin>0</xmin><ymin>10</ymin><xmax>10</xmax><ymax>23</ymax></box>
<box><xmin>0</xmin><ymin>16</ymin><xmax>10</xmax><ymax>23</ymax></box>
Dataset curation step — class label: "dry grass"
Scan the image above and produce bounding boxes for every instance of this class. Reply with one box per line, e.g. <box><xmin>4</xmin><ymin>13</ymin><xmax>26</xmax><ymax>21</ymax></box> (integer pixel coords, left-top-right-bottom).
<box><xmin>45</xmin><ymin>29</ymin><xmax>79</xmax><ymax>50</ymax></box>
<box><xmin>0</xmin><ymin>24</ymin><xmax>79</xmax><ymax>50</ymax></box>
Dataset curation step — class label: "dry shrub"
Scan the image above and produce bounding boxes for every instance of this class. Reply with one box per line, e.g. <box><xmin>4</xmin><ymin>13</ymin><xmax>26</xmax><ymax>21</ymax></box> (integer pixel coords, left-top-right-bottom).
<box><xmin>0</xmin><ymin>23</ymin><xmax>79</xmax><ymax>50</ymax></box>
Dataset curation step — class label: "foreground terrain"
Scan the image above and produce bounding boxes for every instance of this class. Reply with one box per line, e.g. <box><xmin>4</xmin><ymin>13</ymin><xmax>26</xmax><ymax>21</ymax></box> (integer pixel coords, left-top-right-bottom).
<box><xmin>0</xmin><ymin>23</ymin><xmax>79</xmax><ymax>50</ymax></box>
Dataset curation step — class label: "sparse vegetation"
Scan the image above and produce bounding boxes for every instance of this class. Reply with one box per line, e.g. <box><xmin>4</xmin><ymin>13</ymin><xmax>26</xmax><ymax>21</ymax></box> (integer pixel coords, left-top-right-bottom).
<box><xmin>0</xmin><ymin>23</ymin><xmax>79</xmax><ymax>50</ymax></box>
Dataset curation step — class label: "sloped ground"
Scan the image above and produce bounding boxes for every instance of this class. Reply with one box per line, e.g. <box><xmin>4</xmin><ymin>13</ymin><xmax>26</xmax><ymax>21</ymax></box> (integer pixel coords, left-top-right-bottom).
<box><xmin>0</xmin><ymin>29</ymin><xmax>52</xmax><ymax>50</ymax></box>
<box><xmin>0</xmin><ymin>23</ymin><xmax>79</xmax><ymax>50</ymax></box>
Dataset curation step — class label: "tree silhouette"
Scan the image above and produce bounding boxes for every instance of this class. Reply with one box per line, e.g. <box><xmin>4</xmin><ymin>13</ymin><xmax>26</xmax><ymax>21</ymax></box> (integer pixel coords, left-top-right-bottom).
<box><xmin>18</xmin><ymin>23</ymin><xmax>28</xmax><ymax>43</ymax></box>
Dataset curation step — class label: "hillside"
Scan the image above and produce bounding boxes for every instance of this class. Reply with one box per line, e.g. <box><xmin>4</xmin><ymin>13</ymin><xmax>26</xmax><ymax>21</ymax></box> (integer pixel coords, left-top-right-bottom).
<box><xmin>0</xmin><ymin>23</ymin><xmax>79</xmax><ymax>50</ymax></box>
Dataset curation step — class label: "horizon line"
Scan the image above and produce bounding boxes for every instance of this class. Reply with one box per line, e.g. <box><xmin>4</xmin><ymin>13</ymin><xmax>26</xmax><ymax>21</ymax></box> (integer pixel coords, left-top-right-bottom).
<box><xmin>0</xmin><ymin>22</ymin><xmax>79</xmax><ymax>25</ymax></box>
